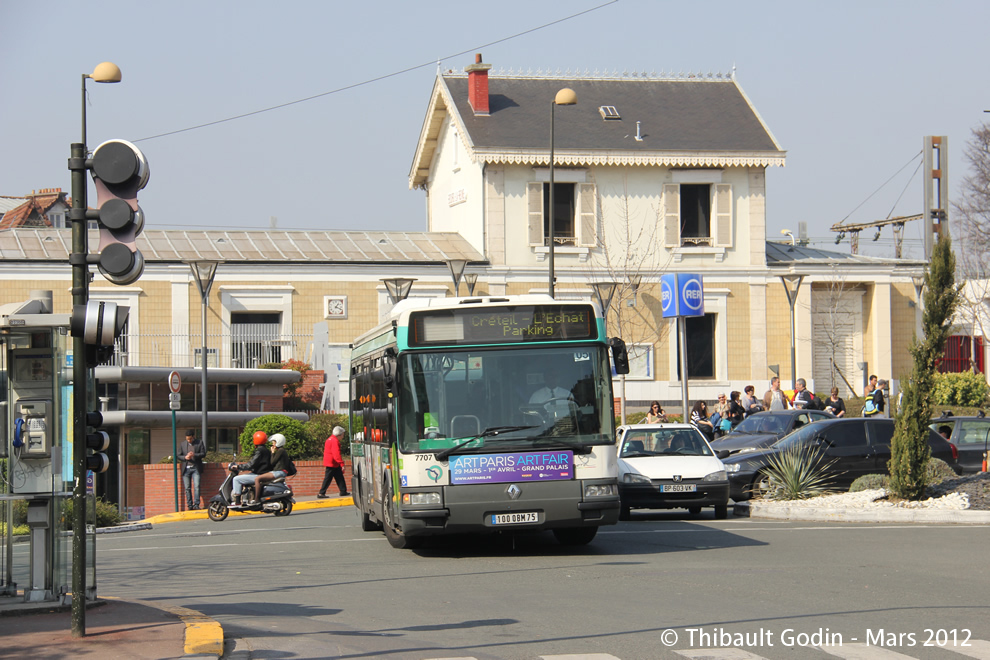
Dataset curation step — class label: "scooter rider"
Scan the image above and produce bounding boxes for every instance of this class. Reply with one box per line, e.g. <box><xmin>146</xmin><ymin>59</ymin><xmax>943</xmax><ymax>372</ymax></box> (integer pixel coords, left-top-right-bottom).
<box><xmin>232</xmin><ymin>431</ymin><xmax>272</xmax><ymax>506</ymax></box>
<box><xmin>254</xmin><ymin>433</ymin><xmax>290</xmax><ymax>497</ymax></box>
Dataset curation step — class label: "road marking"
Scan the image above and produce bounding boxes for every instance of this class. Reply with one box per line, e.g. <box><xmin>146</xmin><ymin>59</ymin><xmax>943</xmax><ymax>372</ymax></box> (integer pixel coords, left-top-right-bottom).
<box><xmin>541</xmin><ymin>655</ymin><xmax>622</xmax><ymax>659</ymax></box>
<box><xmin>935</xmin><ymin>640</ymin><xmax>990</xmax><ymax>660</ymax></box>
<box><xmin>677</xmin><ymin>649</ymin><xmax>769</xmax><ymax>660</ymax></box>
<box><xmin>819</xmin><ymin>642</ymin><xmax>990</xmax><ymax>660</ymax></box>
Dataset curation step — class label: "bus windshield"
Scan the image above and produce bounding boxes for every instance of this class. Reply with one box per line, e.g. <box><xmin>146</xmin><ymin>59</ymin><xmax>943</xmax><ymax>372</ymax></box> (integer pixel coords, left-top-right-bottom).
<box><xmin>397</xmin><ymin>345</ymin><xmax>614</xmax><ymax>454</ymax></box>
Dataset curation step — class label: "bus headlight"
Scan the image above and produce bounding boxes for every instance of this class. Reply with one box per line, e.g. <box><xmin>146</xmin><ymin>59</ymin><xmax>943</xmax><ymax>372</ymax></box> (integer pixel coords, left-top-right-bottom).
<box><xmin>402</xmin><ymin>492</ymin><xmax>442</xmax><ymax>506</ymax></box>
<box><xmin>703</xmin><ymin>470</ymin><xmax>727</xmax><ymax>482</ymax></box>
<box><xmin>583</xmin><ymin>483</ymin><xmax>618</xmax><ymax>497</ymax></box>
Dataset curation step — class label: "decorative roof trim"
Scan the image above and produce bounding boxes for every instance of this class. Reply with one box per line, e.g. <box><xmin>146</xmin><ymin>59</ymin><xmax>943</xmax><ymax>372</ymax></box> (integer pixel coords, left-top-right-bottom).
<box><xmin>473</xmin><ymin>150</ymin><xmax>786</xmax><ymax>168</ymax></box>
<box><xmin>443</xmin><ymin>67</ymin><xmax>737</xmax><ymax>81</ymax></box>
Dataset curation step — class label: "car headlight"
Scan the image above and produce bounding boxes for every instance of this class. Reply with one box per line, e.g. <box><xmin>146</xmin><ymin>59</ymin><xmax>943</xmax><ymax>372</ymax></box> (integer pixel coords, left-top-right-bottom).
<box><xmin>584</xmin><ymin>483</ymin><xmax>618</xmax><ymax>497</ymax></box>
<box><xmin>621</xmin><ymin>473</ymin><xmax>652</xmax><ymax>484</ymax></box>
<box><xmin>703</xmin><ymin>470</ymin><xmax>727</xmax><ymax>482</ymax></box>
<box><xmin>402</xmin><ymin>492</ymin><xmax>442</xmax><ymax>506</ymax></box>
<box><xmin>724</xmin><ymin>463</ymin><xmax>741</xmax><ymax>473</ymax></box>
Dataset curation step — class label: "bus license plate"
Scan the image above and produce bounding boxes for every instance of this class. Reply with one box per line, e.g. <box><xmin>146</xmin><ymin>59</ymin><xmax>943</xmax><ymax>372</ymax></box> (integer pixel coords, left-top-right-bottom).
<box><xmin>491</xmin><ymin>512</ymin><xmax>539</xmax><ymax>525</ymax></box>
<box><xmin>661</xmin><ymin>484</ymin><xmax>696</xmax><ymax>493</ymax></box>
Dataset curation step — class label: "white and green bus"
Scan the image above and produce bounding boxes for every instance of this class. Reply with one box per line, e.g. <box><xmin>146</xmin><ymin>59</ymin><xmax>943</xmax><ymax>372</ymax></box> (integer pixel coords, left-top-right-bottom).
<box><xmin>350</xmin><ymin>294</ymin><xmax>628</xmax><ymax>549</ymax></box>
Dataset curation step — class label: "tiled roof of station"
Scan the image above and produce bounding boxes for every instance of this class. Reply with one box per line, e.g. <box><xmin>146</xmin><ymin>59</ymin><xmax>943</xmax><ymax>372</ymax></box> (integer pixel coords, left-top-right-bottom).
<box><xmin>0</xmin><ymin>229</ymin><xmax>485</xmax><ymax>264</ymax></box>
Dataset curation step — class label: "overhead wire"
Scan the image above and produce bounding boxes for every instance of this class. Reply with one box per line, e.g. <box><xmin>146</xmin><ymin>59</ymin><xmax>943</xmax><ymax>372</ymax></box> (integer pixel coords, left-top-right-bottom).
<box><xmin>836</xmin><ymin>150</ymin><xmax>923</xmax><ymax>225</ymax></box>
<box><xmin>132</xmin><ymin>1</ymin><xmax>618</xmax><ymax>144</ymax></box>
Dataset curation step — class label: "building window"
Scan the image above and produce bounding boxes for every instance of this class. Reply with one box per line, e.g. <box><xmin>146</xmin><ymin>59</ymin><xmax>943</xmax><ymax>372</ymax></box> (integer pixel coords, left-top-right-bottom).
<box><xmin>528</xmin><ymin>181</ymin><xmax>598</xmax><ymax>248</ymax></box>
<box><xmin>676</xmin><ymin>313</ymin><xmax>716</xmax><ymax>379</ymax></box>
<box><xmin>663</xmin><ymin>182</ymin><xmax>732</xmax><ymax>248</ymax></box>
<box><xmin>231</xmin><ymin>312</ymin><xmax>282</xmax><ymax>368</ymax></box>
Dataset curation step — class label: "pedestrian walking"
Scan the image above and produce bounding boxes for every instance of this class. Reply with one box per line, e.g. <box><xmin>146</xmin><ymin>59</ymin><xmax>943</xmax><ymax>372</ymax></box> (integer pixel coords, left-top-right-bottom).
<box><xmin>318</xmin><ymin>426</ymin><xmax>350</xmax><ymax>498</ymax></box>
<box><xmin>179</xmin><ymin>429</ymin><xmax>206</xmax><ymax>510</ymax></box>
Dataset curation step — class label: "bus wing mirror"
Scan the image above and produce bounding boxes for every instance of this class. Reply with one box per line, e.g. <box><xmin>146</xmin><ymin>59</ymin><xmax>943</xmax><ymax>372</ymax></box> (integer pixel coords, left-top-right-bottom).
<box><xmin>609</xmin><ymin>337</ymin><xmax>630</xmax><ymax>375</ymax></box>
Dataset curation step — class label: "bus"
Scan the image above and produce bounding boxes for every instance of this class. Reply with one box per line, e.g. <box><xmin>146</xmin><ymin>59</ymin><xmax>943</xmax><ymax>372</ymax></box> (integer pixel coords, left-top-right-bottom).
<box><xmin>349</xmin><ymin>294</ymin><xmax>628</xmax><ymax>549</ymax></box>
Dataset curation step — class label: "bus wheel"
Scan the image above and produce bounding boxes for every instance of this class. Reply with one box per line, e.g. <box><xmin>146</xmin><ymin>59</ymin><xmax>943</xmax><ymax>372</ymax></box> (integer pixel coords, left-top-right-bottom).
<box><xmin>383</xmin><ymin>483</ymin><xmax>419</xmax><ymax>549</ymax></box>
<box><xmin>552</xmin><ymin>526</ymin><xmax>598</xmax><ymax>546</ymax></box>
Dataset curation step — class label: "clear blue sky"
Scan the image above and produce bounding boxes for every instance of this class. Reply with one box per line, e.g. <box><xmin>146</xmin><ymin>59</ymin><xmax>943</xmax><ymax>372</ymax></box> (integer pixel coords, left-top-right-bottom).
<box><xmin>2</xmin><ymin>0</ymin><xmax>986</xmax><ymax>260</ymax></box>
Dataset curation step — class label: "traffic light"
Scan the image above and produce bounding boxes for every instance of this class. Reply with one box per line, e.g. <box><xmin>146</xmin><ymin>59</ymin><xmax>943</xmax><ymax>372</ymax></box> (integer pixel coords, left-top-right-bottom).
<box><xmin>85</xmin><ymin>410</ymin><xmax>111</xmax><ymax>473</ymax></box>
<box><xmin>70</xmin><ymin>300</ymin><xmax>130</xmax><ymax>367</ymax></box>
<box><xmin>90</xmin><ymin>139</ymin><xmax>149</xmax><ymax>285</ymax></box>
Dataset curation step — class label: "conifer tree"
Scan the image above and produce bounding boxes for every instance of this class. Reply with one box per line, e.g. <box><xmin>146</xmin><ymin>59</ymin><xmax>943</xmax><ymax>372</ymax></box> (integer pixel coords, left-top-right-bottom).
<box><xmin>888</xmin><ymin>234</ymin><xmax>959</xmax><ymax>499</ymax></box>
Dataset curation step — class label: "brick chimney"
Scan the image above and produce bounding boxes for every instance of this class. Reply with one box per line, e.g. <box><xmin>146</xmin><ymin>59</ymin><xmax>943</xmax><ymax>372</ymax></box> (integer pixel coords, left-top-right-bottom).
<box><xmin>464</xmin><ymin>53</ymin><xmax>492</xmax><ymax>116</ymax></box>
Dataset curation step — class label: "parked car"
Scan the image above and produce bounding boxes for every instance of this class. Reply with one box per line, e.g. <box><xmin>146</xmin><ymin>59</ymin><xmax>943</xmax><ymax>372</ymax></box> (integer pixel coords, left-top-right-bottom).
<box><xmin>616</xmin><ymin>424</ymin><xmax>731</xmax><ymax>519</ymax></box>
<box><xmin>723</xmin><ymin>417</ymin><xmax>960</xmax><ymax>501</ymax></box>
<box><xmin>928</xmin><ymin>414</ymin><xmax>989</xmax><ymax>474</ymax></box>
<box><xmin>711</xmin><ymin>409</ymin><xmax>833</xmax><ymax>455</ymax></box>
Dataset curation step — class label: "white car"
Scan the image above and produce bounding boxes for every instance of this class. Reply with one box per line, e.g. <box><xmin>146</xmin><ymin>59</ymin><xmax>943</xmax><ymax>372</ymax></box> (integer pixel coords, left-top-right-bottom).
<box><xmin>616</xmin><ymin>423</ymin><xmax>730</xmax><ymax>520</ymax></box>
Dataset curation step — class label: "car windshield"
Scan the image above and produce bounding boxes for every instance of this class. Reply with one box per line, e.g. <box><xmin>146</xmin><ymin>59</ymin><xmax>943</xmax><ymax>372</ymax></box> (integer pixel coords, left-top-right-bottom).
<box><xmin>396</xmin><ymin>345</ymin><xmax>613</xmax><ymax>453</ymax></box>
<box><xmin>772</xmin><ymin>423</ymin><xmax>823</xmax><ymax>451</ymax></box>
<box><xmin>732</xmin><ymin>413</ymin><xmax>789</xmax><ymax>435</ymax></box>
<box><xmin>620</xmin><ymin>428</ymin><xmax>712</xmax><ymax>457</ymax></box>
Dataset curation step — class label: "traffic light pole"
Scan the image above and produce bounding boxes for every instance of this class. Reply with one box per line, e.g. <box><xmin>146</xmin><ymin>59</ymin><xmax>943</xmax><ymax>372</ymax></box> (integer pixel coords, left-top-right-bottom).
<box><xmin>68</xmin><ymin>141</ymin><xmax>89</xmax><ymax>637</ymax></box>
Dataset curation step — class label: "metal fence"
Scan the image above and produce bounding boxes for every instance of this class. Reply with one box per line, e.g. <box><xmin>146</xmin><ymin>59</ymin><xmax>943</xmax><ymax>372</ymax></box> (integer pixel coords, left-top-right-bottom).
<box><xmin>108</xmin><ymin>323</ymin><xmax>316</xmax><ymax>369</ymax></box>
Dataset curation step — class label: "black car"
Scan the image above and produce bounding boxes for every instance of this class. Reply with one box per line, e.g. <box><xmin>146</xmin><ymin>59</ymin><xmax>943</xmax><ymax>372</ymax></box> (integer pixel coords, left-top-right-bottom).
<box><xmin>723</xmin><ymin>417</ymin><xmax>960</xmax><ymax>501</ymax></box>
<box><xmin>928</xmin><ymin>415</ymin><xmax>988</xmax><ymax>474</ymax></box>
<box><xmin>711</xmin><ymin>409</ymin><xmax>833</xmax><ymax>455</ymax></box>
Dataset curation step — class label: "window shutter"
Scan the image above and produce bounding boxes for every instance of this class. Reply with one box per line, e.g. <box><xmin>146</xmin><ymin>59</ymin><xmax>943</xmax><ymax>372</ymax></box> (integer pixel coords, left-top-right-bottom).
<box><xmin>528</xmin><ymin>182</ymin><xmax>544</xmax><ymax>247</ymax></box>
<box><xmin>714</xmin><ymin>183</ymin><xmax>732</xmax><ymax>247</ymax></box>
<box><xmin>663</xmin><ymin>184</ymin><xmax>680</xmax><ymax>248</ymax></box>
<box><xmin>577</xmin><ymin>183</ymin><xmax>597</xmax><ymax>247</ymax></box>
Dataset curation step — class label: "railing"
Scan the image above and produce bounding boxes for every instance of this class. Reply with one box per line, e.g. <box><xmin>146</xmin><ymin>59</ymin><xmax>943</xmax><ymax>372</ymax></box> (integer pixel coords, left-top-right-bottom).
<box><xmin>681</xmin><ymin>236</ymin><xmax>713</xmax><ymax>246</ymax></box>
<box><xmin>108</xmin><ymin>323</ymin><xmax>316</xmax><ymax>369</ymax></box>
<box><xmin>545</xmin><ymin>236</ymin><xmax>577</xmax><ymax>247</ymax></box>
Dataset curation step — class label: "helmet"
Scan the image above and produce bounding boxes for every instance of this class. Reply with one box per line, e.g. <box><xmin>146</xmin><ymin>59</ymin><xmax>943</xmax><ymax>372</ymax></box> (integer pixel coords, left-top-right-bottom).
<box><xmin>253</xmin><ymin>431</ymin><xmax>268</xmax><ymax>445</ymax></box>
<box><xmin>270</xmin><ymin>433</ymin><xmax>286</xmax><ymax>448</ymax></box>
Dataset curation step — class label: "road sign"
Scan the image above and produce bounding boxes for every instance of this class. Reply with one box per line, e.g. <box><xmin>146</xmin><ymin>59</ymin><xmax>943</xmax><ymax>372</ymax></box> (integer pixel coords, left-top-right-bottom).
<box><xmin>660</xmin><ymin>273</ymin><xmax>705</xmax><ymax>318</ymax></box>
<box><xmin>168</xmin><ymin>370</ymin><xmax>181</xmax><ymax>393</ymax></box>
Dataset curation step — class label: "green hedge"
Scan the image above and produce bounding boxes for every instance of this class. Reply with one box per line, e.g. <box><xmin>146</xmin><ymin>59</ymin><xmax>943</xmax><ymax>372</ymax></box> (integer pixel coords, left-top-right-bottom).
<box><xmin>933</xmin><ymin>371</ymin><xmax>989</xmax><ymax>407</ymax></box>
<box><xmin>304</xmin><ymin>412</ymin><xmax>351</xmax><ymax>457</ymax></box>
<box><xmin>238</xmin><ymin>414</ymin><xmax>314</xmax><ymax>459</ymax></box>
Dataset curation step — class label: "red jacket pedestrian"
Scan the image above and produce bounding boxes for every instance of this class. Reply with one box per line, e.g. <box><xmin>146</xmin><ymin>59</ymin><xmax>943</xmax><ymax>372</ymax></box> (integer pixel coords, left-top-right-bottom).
<box><xmin>318</xmin><ymin>426</ymin><xmax>349</xmax><ymax>498</ymax></box>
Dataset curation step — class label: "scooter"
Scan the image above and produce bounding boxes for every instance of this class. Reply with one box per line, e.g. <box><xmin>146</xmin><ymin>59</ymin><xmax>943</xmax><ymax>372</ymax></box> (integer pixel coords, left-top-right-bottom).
<box><xmin>207</xmin><ymin>463</ymin><xmax>294</xmax><ymax>521</ymax></box>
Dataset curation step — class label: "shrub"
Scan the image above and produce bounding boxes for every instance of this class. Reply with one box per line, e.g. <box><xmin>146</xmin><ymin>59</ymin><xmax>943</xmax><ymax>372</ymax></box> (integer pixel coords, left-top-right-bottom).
<box><xmin>238</xmin><ymin>414</ymin><xmax>313</xmax><ymax>458</ymax></box>
<box><xmin>305</xmin><ymin>412</ymin><xmax>351</xmax><ymax>457</ymax></box>
<box><xmin>932</xmin><ymin>371</ymin><xmax>989</xmax><ymax>407</ymax></box>
<box><xmin>850</xmin><ymin>473</ymin><xmax>888</xmax><ymax>492</ymax></box>
<box><xmin>763</xmin><ymin>443</ymin><xmax>838</xmax><ymax>500</ymax></box>
<box><xmin>61</xmin><ymin>497</ymin><xmax>124</xmax><ymax>529</ymax></box>
<box><xmin>623</xmin><ymin>411</ymin><xmax>648</xmax><ymax>426</ymax></box>
<box><xmin>924</xmin><ymin>457</ymin><xmax>957</xmax><ymax>484</ymax></box>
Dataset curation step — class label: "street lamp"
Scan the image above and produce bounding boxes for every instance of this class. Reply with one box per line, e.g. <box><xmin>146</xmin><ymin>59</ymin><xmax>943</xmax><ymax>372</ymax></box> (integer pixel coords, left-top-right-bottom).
<box><xmin>70</xmin><ymin>61</ymin><xmax>121</xmax><ymax>638</ymax></box>
<box><xmin>446</xmin><ymin>258</ymin><xmax>467</xmax><ymax>297</ymax></box>
<box><xmin>188</xmin><ymin>261</ymin><xmax>219</xmax><ymax>448</ymax></box>
<box><xmin>779</xmin><ymin>274</ymin><xmax>805</xmax><ymax>390</ymax></box>
<box><xmin>382</xmin><ymin>277</ymin><xmax>416</xmax><ymax>304</ymax></box>
<box><xmin>463</xmin><ymin>273</ymin><xmax>479</xmax><ymax>296</ymax></box>
<box><xmin>548</xmin><ymin>87</ymin><xmax>577</xmax><ymax>298</ymax></box>
<box><xmin>781</xmin><ymin>229</ymin><xmax>796</xmax><ymax>246</ymax></box>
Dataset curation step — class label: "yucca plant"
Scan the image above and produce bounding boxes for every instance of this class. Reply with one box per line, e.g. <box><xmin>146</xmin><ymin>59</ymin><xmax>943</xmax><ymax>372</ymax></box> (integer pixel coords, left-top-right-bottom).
<box><xmin>762</xmin><ymin>442</ymin><xmax>839</xmax><ymax>500</ymax></box>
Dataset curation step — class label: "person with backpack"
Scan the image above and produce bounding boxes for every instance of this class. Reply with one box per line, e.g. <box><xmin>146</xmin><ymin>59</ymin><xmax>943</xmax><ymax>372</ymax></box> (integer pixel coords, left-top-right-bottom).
<box><xmin>863</xmin><ymin>379</ymin><xmax>887</xmax><ymax>417</ymax></box>
<box><xmin>254</xmin><ymin>433</ymin><xmax>294</xmax><ymax>498</ymax></box>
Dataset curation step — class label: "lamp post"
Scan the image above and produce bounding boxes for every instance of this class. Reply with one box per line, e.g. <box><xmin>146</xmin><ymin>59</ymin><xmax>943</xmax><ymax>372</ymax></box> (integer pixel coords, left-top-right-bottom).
<box><xmin>188</xmin><ymin>261</ymin><xmax>219</xmax><ymax>453</ymax></box>
<box><xmin>548</xmin><ymin>88</ymin><xmax>577</xmax><ymax>299</ymax></box>
<box><xmin>382</xmin><ymin>277</ymin><xmax>416</xmax><ymax>304</ymax></box>
<box><xmin>780</xmin><ymin>274</ymin><xmax>805</xmax><ymax>390</ymax></box>
<box><xmin>70</xmin><ymin>61</ymin><xmax>121</xmax><ymax>638</ymax></box>
<box><xmin>446</xmin><ymin>258</ymin><xmax>467</xmax><ymax>297</ymax></box>
<box><xmin>463</xmin><ymin>273</ymin><xmax>479</xmax><ymax>296</ymax></box>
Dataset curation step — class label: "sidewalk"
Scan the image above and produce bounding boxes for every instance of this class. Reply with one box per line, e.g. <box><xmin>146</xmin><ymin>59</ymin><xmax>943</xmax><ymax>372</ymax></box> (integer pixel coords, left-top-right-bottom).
<box><xmin>0</xmin><ymin>495</ymin><xmax>351</xmax><ymax>658</ymax></box>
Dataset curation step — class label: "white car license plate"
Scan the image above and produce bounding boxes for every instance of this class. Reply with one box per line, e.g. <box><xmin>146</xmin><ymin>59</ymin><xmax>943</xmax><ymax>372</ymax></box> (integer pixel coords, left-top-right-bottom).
<box><xmin>491</xmin><ymin>512</ymin><xmax>539</xmax><ymax>525</ymax></box>
<box><xmin>661</xmin><ymin>484</ymin><xmax>696</xmax><ymax>493</ymax></box>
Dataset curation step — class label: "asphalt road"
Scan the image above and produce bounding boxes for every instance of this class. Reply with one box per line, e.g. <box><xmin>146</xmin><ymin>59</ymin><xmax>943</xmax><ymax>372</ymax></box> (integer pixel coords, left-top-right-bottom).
<box><xmin>92</xmin><ymin>506</ymin><xmax>989</xmax><ymax>660</ymax></box>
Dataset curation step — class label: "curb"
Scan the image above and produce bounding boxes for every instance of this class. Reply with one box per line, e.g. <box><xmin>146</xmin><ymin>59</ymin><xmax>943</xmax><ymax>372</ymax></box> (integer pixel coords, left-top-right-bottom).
<box><xmin>735</xmin><ymin>501</ymin><xmax>990</xmax><ymax>524</ymax></box>
<box><xmin>162</xmin><ymin>603</ymin><xmax>224</xmax><ymax>658</ymax></box>
<box><xmin>142</xmin><ymin>496</ymin><xmax>352</xmax><ymax>525</ymax></box>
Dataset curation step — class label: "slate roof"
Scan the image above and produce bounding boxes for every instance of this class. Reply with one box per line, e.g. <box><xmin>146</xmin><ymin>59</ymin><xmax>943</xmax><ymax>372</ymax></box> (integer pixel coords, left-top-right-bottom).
<box><xmin>0</xmin><ymin>229</ymin><xmax>485</xmax><ymax>264</ymax></box>
<box><xmin>411</xmin><ymin>67</ymin><xmax>785</xmax><ymax>187</ymax></box>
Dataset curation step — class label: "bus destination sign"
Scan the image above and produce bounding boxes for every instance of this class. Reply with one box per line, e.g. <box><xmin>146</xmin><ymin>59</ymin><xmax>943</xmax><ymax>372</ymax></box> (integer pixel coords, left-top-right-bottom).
<box><xmin>409</xmin><ymin>304</ymin><xmax>596</xmax><ymax>346</ymax></box>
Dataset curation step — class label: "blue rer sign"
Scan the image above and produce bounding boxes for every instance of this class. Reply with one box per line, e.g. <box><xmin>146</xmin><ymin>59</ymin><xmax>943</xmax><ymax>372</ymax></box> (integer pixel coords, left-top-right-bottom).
<box><xmin>660</xmin><ymin>273</ymin><xmax>705</xmax><ymax>318</ymax></box>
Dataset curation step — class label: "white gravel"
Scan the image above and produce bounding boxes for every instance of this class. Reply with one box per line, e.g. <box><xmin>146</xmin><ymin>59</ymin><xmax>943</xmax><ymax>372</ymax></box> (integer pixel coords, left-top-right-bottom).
<box><xmin>758</xmin><ymin>488</ymin><xmax>970</xmax><ymax>510</ymax></box>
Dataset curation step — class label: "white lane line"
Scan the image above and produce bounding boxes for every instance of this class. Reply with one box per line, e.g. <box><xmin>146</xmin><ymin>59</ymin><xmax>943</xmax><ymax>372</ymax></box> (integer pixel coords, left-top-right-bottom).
<box><xmin>818</xmin><ymin>643</ymin><xmax>926</xmax><ymax>660</ymax></box>
<box><xmin>541</xmin><ymin>655</ymin><xmax>622</xmax><ymax>660</ymax></box>
<box><xmin>937</xmin><ymin>640</ymin><xmax>990</xmax><ymax>660</ymax></box>
<box><xmin>678</xmin><ymin>649</ymin><xmax>771</xmax><ymax>660</ymax></box>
